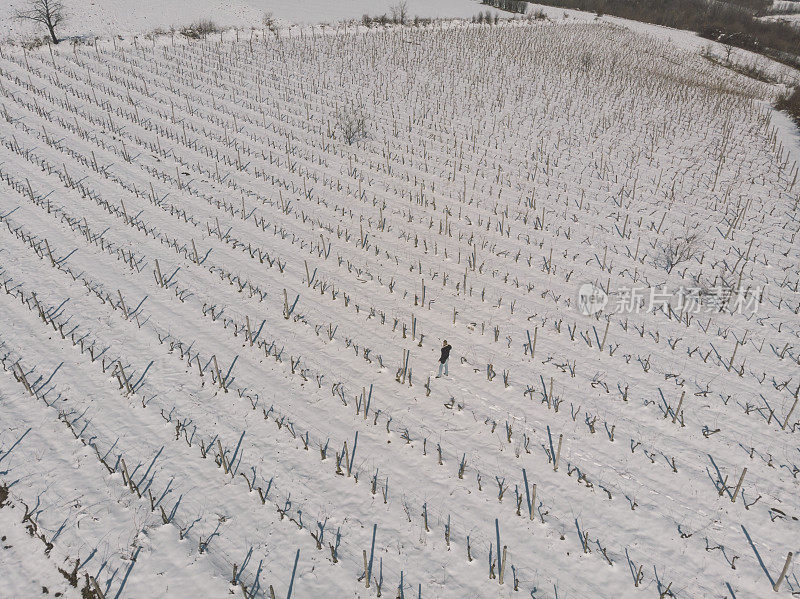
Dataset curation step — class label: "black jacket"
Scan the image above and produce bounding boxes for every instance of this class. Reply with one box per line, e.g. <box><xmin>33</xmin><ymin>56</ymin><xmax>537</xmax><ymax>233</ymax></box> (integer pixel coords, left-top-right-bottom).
<box><xmin>439</xmin><ymin>344</ymin><xmax>452</xmax><ymax>364</ymax></box>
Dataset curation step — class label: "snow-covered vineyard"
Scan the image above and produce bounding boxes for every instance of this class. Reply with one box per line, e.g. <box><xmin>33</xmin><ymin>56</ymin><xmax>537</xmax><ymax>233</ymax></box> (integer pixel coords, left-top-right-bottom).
<box><xmin>0</xmin><ymin>18</ymin><xmax>798</xmax><ymax>599</ymax></box>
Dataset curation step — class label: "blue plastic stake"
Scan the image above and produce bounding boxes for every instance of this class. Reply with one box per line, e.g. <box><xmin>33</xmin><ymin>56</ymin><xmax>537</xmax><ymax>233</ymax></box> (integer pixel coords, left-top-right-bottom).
<box><xmin>286</xmin><ymin>549</ymin><xmax>300</xmax><ymax>599</ymax></box>
<box><xmin>495</xmin><ymin>519</ymin><xmax>501</xmax><ymax>572</ymax></box>
<box><xmin>367</xmin><ymin>524</ymin><xmax>377</xmax><ymax>585</ymax></box>
<box><xmin>522</xmin><ymin>468</ymin><xmax>532</xmax><ymax>518</ymax></box>
<box><xmin>348</xmin><ymin>431</ymin><xmax>358</xmax><ymax>477</ymax></box>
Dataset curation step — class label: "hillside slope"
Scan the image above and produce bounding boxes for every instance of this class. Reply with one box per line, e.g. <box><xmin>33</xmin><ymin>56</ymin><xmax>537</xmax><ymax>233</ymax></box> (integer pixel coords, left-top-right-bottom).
<box><xmin>0</xmin><ymin>17</ymin><xmax>798</xmax><ymax>599</ymax></box>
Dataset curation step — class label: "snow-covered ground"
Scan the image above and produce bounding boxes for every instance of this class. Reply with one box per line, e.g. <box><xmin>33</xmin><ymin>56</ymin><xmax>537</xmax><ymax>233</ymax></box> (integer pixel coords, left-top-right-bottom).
<box><xmin>762</xmin><ymin>0</ymin><xmax>800</xmax><ymax>26</ymax></box>
<box><xmin>0</xmin><ymin>8</ymin><xmax>799</xmax><ymax>599</ymax></box>
<box><xmin>0</xmin><ymin>0</ymin><xmax>498</xmax><ymax>38</ymax></box>
<box><xmin>760</xmin><ymin>12</ymin><xmax>800</xmax><ymax>26</ymax></box>
<box><xmin>771</xmin><ymin>0</ymin><xmax>800</xmax><ymax>11</ymax></box>
<box><xmin>0</xmin><ymin>491</ymin><xmax>85</xmax><ymax>599</ymax></box>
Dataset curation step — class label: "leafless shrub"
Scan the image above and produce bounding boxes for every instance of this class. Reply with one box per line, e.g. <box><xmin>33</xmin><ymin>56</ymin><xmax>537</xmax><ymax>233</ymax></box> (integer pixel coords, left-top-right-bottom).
<box><xmin>143</xmin><ymin>28</ymin><xmax>172</xmax><ymax>43</ymax></box>
<box><xmin>14</xmin><ymin>0</ymin><xmax>65</xmax><ymax>44</ymax></box>
<box><xmin>660</xmin><ymin>226</ymin><xmax>702</xmax><ymax>274</ymax></box>
<box><xmin>181</xmin><ymin>19</ymin><xmax>219</xmax><ymax>39</ymax></box>
<box><xmin>337</xmin><ymin>106</ymin><xmax>369</xmax><ymax>145</ymax></box>
<box><xmin>21</xmin><ymin>35</ymin><xmax>51</xmax><ymax>49</ymax></box>
<box><xmin>146</xmin><ymin>27</ymin><xmax>170</xmax><ymax>40</ymax></box>
<box><xmin>362</xmin><ymin>13</ymin><xmax>390</xmax><ymax>27</ymax></box>
<box><xmin>263</xmin><ymin>12</ymin><xmax>278</xmax><ymax>36</ymax></box>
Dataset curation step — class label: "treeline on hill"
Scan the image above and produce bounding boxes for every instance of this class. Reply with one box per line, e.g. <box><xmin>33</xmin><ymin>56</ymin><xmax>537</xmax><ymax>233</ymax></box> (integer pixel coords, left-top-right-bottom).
<box><xmin>508</xmin><ymin>0</ymin><xmax>800</xmax><ymax>68</ymax></box>
<box><xmin>777</xmin><ymin>88</ymin><xmax>800</xmax><ymax>125</ymax></box>
<box><xmin>481</xmin><ymin>0</ymin><xmax>530</xmax><ymax>13</ymax></box>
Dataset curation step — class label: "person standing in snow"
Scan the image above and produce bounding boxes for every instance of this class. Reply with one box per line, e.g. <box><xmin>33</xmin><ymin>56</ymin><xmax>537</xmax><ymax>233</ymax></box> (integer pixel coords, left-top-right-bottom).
<box><xmin>437</xmin><ymin>340</ymin><xmax>452</xmax><ymax>378</ymax></box>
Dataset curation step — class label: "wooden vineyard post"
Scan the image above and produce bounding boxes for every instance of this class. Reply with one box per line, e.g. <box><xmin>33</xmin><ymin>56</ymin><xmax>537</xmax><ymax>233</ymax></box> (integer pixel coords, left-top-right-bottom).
<box><xmin>774</xmin><ymin>552</ymin><xmax>793</xmax><ymax>592</ymax></box>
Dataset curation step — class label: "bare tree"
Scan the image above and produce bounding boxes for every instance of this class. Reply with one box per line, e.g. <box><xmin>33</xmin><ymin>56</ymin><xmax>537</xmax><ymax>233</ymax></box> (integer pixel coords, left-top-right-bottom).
<box><xmin>390</xmin><ymin>2</ymin><xmax>409</xmax><ymax>25</ymax></box>
<box><xmin>723</xmin><ymin>42</ymin><xmax>733</xmax><ymax>64</ymax></box>
<box><xmin>262</xmin><ymin>12</ymin><xmax>278</xmax><ymax>37</ymax></box>
<box><xmin>15</xmin><ymin>0</ymin><xmax>65</xmax><ymax>44</ymax></box>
